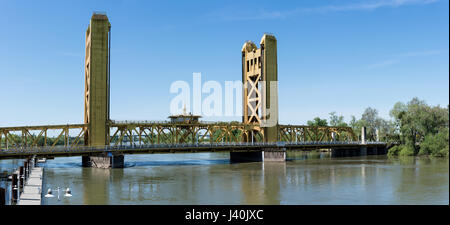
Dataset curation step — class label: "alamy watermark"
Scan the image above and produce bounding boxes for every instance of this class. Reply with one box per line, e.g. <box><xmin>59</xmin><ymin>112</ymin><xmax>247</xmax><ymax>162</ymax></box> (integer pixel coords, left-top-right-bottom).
<box><xmin>169</xmin><ymin>72</ymin><xmax>278</xmax><ymax>127</ymax></box>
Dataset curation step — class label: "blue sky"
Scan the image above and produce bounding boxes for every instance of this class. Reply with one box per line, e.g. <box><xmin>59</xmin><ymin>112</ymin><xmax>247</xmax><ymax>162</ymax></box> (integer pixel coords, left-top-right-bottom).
<box><xmin>0</xmin><ymin>0</ymin><xmax>448</xmax><ymax>127</ymax></box>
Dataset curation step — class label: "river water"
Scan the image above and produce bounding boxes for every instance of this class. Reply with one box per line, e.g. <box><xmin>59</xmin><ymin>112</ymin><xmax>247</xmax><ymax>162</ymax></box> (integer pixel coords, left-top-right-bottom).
<box><xmin>2</xmin><ymin>152</ymin><xmax>448</xmax><ymax>205</ymax></box>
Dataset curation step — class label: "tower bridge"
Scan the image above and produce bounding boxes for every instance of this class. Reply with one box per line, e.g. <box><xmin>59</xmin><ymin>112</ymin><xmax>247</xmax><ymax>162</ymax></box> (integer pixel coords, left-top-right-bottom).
<box><xmin>0</xmin><ymin>13</ymin><xmax>388</xmax><ymax>167</ymax></box>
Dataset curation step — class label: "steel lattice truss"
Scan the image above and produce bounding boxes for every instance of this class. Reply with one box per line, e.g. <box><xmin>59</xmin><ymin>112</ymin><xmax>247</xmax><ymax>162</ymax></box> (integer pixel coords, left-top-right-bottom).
<box><xmin>0</xmin><ymin>124</ymin><xmax>87</xmax><ymax>150</ymax></box>
<box><xmin>278</xmin><ymin>125</ymin><xmax>357</xmax><ymax>142</ymax></box>
<box><xmin>0</xmin><ymin>122</ymin><xmax>358</xmax><ymax>150</ymax></box>
<box><xmin>108</xmin><ymin>122</ymin><xmax>264</xmax><ymax>146</ymax></box>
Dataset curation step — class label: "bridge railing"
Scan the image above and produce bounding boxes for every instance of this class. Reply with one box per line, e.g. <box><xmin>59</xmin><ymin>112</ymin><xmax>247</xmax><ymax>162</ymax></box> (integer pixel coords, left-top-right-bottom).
<box><xmin>110</xmin><ymin>120</ymin><xmax>229</xmax><ymax>125</ymax></box>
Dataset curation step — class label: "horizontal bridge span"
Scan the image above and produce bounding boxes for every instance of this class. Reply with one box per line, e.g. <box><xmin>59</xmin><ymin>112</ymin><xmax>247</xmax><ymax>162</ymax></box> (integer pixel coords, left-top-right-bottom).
<box><xmin>0</xmin><ymin>124</ymin><xmax>88</xmax><ymax>151</ymax></box>
<box><xmin>0</xmin><ymin>122</ymin><xmax>360</xmax><ymax>152</ymax></box>
<box><xmin>108</xmin><ymin>122</ymin><xmax>359</xmax><ymax>146</ymax></box>
<box><xmin>0</xmin><ymin>141</ymin><xmax>387</xmax><ymax>159</ymax></box>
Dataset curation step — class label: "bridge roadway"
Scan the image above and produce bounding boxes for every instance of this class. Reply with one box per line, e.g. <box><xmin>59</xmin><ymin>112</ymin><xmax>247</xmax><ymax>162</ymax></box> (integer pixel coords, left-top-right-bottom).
<box><xmin>0</xmin><ymin>141</ymin><xmax>387</xmax><ymax>159</ymax></box>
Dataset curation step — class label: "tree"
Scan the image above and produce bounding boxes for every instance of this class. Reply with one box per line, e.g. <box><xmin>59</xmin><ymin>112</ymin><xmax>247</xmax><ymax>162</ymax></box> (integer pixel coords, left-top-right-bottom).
<box><xmin>349</xmin><ymin>107</ymin><xmax>394</xmax><ymax>142</ymax></box>
<box><xmin>303</xmin><ymin>97</ymin><xmax>449</xmax><ymax>157</ymax></box>
<box><xmin>349</xmin><ymin>115</ymin><xmax>358</xmax><ymax>130</ymax></box>
<box><xmin>419</xmin><ymin>129</ymin><xmax>449</xmax><ymax>157</ymax></box>
<box><xmin>389</xmin><ymin>97</ymin><xmax>449</xmax><ymax>156</ymax></box>
<box><xmin>307</xmin><ymin>117</ymin><xmax>328</xmax><ymax>127</ymax></box>
<box><xmin>329</xmin><ymin>111</ymin><xmax>348</xmax><ymax>127</ymax></box>
<box><xmin>361</xmin><ymin>107</ymin><xmax>381</xmax><ymax>141</ymax></box>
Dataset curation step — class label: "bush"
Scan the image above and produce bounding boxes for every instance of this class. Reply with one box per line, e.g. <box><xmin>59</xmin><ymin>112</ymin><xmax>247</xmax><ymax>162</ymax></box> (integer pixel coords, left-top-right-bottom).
<box><xmin>419</xmin><ymin>129</ymin><xmax>449</xmax><ymax>157</ymax></box>
<box><xmin>399</xmin><ymin>146</ymin><xmax>415</xmax><ymax>156</ymax></box>
<box><xmin>439</xmin><ymin>146</ymin><xmax>449</xmax><ymax>157</ymax></box>
<box><xmin>388</xmin><ymin>145</ymin><xmax>415</xmax><ymax>156</ymax></box>
<box><xmin>388</xmin><ymin>145</ymin><xmax>401</xmax><ymax>156</ymax></box>
<box><xmin>440</xmin><ymin>146</ymin><xmax>449</xmax><ymax>157</ymax></box>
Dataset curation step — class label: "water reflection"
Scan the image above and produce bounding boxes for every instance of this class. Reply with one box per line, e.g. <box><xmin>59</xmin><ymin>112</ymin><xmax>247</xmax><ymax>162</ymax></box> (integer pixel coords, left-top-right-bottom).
<box><xmin>261</xmin><ymin>162</ymin><xmax>286</xmax><ymax>204</ymax></box>
<box><xmin>82</xmin><ymin>168</ymin><xmax>111</xmax><ymax>205</ymax></box>
<box><xmin>391</xmin><ymin>157</ymin><xmax>449</xmax><ymax>204</ymax></box>
<box><xmin>39</xmin><ymin>153</ymin><xmax>449</xmax><ymax>205</ymax></box>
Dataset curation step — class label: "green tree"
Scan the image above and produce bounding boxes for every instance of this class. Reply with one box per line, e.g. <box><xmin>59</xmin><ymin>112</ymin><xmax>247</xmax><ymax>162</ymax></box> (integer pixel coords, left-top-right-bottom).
<box><xmin>389</xmin><ymin>97</ymin><xmax>449</xmax><ymax>156</ymax></box>
<box><xmin>419</xmin><ymin>129</ymin><xmax>449</xmax><ymax>157</ymax></box>
<box><xmin>329</xmin><ymin>111</ymin><xmax>348</xmax><ymax>127</ymax></box>
<box><xmin>307</xmin><ymin>117</ymin><xmax>328</xmax><ymax>126</ymax></box>
<box><xmin>349</xmin><ymin>115</ymin><xmax>358</xmax><ymax>130</ymax></box>
<box><xmin>361</xmin><ymin>107</ymin><xmax>382</xmax><ymax>141</ymax></box>
<box><xmin>390</xmin><ymin>98</ymin><xmax>449</xmax><ymax>154</ymax></box>
<box><xmin>348</xmin><ymin>107</ymin><xmax>394</xmax><ymax>142</ymax></box>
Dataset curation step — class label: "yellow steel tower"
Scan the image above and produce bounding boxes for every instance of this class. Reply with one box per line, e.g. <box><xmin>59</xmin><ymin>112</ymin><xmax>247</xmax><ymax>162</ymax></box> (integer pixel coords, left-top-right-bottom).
<box><xmin>242</xmin><ymin>34</ymin><xmax>279</xmax><ymax>143</ymax></box>
<box><xmin>84</xmin><ymin>13</ymin><xmax>111</xmax><ymax>147</ymax></box>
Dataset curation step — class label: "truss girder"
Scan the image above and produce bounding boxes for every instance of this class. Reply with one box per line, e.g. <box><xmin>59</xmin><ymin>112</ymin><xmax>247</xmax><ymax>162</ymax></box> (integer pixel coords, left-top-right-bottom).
<box><xmin>278</xmin><ymin>125</ymin><xmax>358</xmax><ymax>142</ymax></box>
<box><xmin>0</xmin><ymin>123</ymin><xmax>357</xmax><ymax>151</ymax></box>
<box><xmin>0</xmin><ymin>124</ymin><xmax>87</xmax><ymax>150</ymax></box>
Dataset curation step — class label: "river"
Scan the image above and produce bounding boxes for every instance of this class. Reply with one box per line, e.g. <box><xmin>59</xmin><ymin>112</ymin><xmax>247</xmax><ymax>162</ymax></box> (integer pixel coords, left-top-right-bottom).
<box><xmin>2</xmin><ymin>152</ymin><xmax>448</xmax><ymax>205</ymax></box>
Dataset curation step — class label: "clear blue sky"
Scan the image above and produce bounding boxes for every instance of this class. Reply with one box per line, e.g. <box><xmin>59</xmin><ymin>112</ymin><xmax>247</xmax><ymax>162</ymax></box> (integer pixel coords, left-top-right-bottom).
<box><xmin>0</xmin><ymin>0</ymin><xmax>448</xmax><ymax>127</ymax></box>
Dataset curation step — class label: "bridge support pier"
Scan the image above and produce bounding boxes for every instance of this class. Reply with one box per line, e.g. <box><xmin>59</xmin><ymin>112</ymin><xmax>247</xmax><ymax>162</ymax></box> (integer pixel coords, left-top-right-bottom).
<box><xmin>367</xmin><ymin>147</ymin><xmax>387</xmax><ymax>155</ymax></box>
<box><xmin>230</xmin><ymin>148</ymin><xmax>286</xmax><ymax>163</ymax></box>
<box><xmin>330</xmin><ymin>149</ymin><xmax>339</xmax><ymax>157</ymax></box>
<box><xmin>82</xmin><ymin>154</ymin><xmax>124</xmax><ymax>168</ymax></box>
<box><xmin>367</xmin><ymin>146</ymin><xmax>377</xmax><ymax>155</ymax></box>
<box><xmin>263</xmin><ymin>148</ymin><xmax>286</xmax><ymax>162</ymax></box>
<box><xmin>360</xmin><ymin>146</ymin><xmax>367</xmax><ymax>156</ymax></box>
<box><xmin>378</xmin><ymin>147</ymin><xmax>387</xmax><ymax>155</ymax></box>
<box><xmin>230</xmin><ymin>151</ymin><xmax>262</xmax><ymax>163</ymax></box>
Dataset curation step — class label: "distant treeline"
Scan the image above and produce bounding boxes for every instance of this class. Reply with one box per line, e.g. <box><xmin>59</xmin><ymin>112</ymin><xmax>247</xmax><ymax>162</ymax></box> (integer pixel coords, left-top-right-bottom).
<box><xmin>307</xmin><ymin>97</ymin><xmax>449</xmax><ymax>157</ymax></box>
<box><xmin>0</xmin><ymin>136</ymin><xmax>82</xmax><ymax>147</ymax></box>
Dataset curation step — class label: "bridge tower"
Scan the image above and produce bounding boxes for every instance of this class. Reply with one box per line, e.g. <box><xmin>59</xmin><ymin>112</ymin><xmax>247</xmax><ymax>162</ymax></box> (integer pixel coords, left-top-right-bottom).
<box><xmin>84</xmin><ymin>13</ymin><xmax>110</xmax><ymax>147</ymax></box>
<box><xmin>82</xmin><ymin>13</ymin><xmax>123</xmax><ymax>168</ymax></box>
<box><xmin>231</xmin><ymin>34</ymin><xmax>284</xmax><ymax>163</ymax></box>
<box><xmin>242</xmin><ymin>34</ymin><xmax>279</xmax><ymax>143</ymax></box>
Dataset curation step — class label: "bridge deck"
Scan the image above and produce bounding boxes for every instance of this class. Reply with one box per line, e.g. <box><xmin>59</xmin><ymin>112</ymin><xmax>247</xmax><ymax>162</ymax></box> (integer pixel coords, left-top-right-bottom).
<box><xmin>0</xmin><ymin>141</ymin><xmax>387</xmax><ymax>159</ymax></box>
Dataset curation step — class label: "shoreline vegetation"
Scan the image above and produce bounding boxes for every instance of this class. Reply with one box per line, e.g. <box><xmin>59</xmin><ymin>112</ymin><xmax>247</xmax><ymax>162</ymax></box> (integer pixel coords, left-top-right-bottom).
<box><xmin>307</xmin><ymin>97</ymin><xmax>449</xmax><ymax>158</ymax></box>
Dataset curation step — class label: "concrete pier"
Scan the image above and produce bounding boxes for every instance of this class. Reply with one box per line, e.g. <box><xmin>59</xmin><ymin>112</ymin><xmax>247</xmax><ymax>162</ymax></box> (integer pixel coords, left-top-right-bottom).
<box><xmin>263</xmin><ymin>149</ymin><xmax>286</xmax><ymax>162</ymax></box>
<box><xmin>230</xmin><ymin>149</ymin><xmax>286</xmax><ymax>163</ymax></box>
<box><xmin>82</xmin><ymin>154</ymin><xmax>124</xmax><ymax>168</ymax></box>
<box><xmin>230</xmin><ymin>151</ymin><xmax>263</xmax><ymax>163</ymax></box>
<box><xmin>360</xmin><ymin>146</ymin><xmax>367</xmax><ymax>156</ymax></box>
<box><xmin>367</xmin><ymin>146</ymin><xmax>387</xmax><ymax>155</ymax></box>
